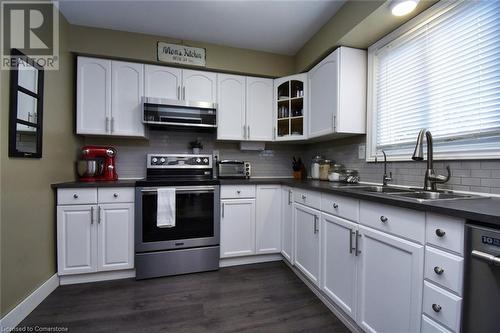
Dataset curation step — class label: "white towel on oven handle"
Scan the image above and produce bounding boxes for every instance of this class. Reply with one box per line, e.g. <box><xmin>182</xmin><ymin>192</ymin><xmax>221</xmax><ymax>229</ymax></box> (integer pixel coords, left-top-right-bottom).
<box><xmin>157</xmin><ymin>187</ymin><xmax>176</xmax><ymax>228</ymax></box>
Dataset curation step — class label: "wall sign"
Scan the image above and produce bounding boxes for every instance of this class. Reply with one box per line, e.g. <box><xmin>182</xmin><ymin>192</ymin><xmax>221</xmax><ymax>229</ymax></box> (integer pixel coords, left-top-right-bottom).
<box><xmin>157</xmin><ymin>42</ymin><xmax>206</xmax><ymax>67</ymax></box>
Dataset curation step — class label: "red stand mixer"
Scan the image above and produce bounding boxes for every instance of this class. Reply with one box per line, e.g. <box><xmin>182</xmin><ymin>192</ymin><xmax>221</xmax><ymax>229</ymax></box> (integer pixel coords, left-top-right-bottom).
<box><xmin>77</xmin><ymin>146</ymin><xmax>118</xmax><ymax>182</ymax></box>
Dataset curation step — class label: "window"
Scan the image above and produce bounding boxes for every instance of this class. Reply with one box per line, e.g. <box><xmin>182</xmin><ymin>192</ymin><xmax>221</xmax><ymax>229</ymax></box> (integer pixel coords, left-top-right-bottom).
<box><xmin>367</xmin><ymin>0</ymin><xmax>500</xmax><ymax>161</ymax></box>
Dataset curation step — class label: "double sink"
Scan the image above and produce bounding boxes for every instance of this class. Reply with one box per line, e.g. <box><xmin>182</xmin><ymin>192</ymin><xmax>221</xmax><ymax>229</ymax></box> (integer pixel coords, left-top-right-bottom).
<box><xmin>334</xmin><ymin>184</ymin><xmax>486</xmax><ymax>202</ymax></box>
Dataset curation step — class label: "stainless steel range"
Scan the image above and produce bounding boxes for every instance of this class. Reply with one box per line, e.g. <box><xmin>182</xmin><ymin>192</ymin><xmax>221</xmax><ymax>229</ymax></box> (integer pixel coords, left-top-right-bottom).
<box><xmin>135</xmin><ymin>154</ymin><xmax>220</xmax><ymax>280</ymax></box>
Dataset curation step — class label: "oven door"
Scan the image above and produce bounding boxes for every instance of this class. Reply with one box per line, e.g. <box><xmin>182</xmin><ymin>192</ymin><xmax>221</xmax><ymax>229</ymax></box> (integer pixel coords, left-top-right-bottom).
<box><xmin>135</xmin><ymin>185</ymin><xmax>220</xmax><ymax>253</ymax></box>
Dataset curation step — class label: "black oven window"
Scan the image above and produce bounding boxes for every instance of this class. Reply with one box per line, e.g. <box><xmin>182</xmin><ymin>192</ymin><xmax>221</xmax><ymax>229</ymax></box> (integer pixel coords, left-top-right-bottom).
<box><xmin>142</xmin><ymin>191</ymin><xmax>214</xmax><ymax>242</ymax></box>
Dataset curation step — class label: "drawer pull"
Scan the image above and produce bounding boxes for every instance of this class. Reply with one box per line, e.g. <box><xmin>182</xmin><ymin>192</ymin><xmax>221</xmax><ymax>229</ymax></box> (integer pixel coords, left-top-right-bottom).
<box><xmin>432</xmin><ymin>304</ymin><xmax>442</xmax><ymax>313</ymax></box>
<box><xmin>434</xmin><ymin>266</ymin><xmax>444</xmax><ymax>275</ymax></box>
<box><xmin>333</xmin><ymin>203</ymin><xmax>339</xmax><ymax>209</ymax></box>
<box><xmin>113</xmin><ymin>193</ymin><xmax>119</xmax><ymax>198</ymax></box>
<box><xmin>237</xmin><ymin>190</ymin><xmax>241</xmax><ymax>194</ymax></box>
<box><xmin>435</xmin><ymin>229</ymin><xmax>446</xmax><ymax>237</ymax></box>
<box><xmin>73</xmin><ymin>193</ymin><xmax>79</xmax><ymax>199</ymax></box>
<box><xmin>302</xmin><ymin>194</ymin><xmax>307</xmax><ymax>200</ymax></box>
<box><xmin>380</xmin><ymin>216</ymin><xmax>388</xmax><ymax>223</ymax></box>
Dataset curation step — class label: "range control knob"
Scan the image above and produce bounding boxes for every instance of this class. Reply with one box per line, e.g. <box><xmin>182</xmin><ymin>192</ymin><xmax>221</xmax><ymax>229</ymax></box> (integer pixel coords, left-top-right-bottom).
<box><xmin>203</xmin><ymin>158</ymin><xmax>208</xmax><ymax>163</ymax></box>
<box><xmin>152</xmin><ymin>157</ymin><xmax>158</xmax><ymax>163</ymax></box>
<box><xmin>160</xmin><ymin>158</ymin><xmax>166</xmax><ymax>163</ymax></box>
<box><xmin>196</xmin><ymin>158</ymin><xmax>201</xmax><ymax>163</ymax></box>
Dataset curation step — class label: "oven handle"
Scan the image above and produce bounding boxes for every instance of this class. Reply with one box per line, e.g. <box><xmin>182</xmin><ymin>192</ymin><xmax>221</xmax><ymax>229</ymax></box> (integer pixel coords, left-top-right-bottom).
<box><xmin>141</xmin><ymin>186</ymin><xmax>216</xmax><ymax>194</ymax></box>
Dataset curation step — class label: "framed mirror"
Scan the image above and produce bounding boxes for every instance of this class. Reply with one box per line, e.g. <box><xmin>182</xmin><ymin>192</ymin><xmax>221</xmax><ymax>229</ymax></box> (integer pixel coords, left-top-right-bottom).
<box><xmin>9</xmin><ymin>49</ymin><xmax>44</xmax><ymax>158</ymax></box>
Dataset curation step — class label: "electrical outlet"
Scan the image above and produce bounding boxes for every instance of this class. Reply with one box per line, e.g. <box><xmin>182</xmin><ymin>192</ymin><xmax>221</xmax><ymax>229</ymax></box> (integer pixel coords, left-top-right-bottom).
<box><xmin>358</xmin><ymin>144</ymin><xmax>366</xmax><ymax>159</ymax></box>
<box><xmin>212</xmin><ymin>150</ymin><xmax>220</xmax><ymax>161</ymax></box>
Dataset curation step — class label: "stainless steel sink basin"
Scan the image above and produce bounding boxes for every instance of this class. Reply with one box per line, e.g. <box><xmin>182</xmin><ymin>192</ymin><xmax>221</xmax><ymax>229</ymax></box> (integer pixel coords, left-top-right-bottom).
<box><xmin>389</xmin><ymin>191</ymin><xmax>483</xmax><ymax>202</ymax></box>
<box><xmin>353</xmin><ymin>186</ymin><xmax>414</xmax><ymax>193</ymax></box>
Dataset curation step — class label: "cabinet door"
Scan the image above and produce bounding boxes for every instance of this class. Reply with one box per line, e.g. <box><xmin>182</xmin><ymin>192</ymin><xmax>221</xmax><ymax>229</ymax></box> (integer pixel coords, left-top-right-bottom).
<box><xmin>281</xmin><ymin>187</ymin><xmax>294</xmax><ymax>263</ymax></box>
<box><xmin>294</xmin><ymin>203</ymin><xmax>321</xmax><ymax>285</ymax></box>
<box><xmin>77</xmin><ymin>57</ymin><xmax>111</xmax><ymax>135</ymax></box>
<box><xmin>57</xmin><ymin>205</ymin><xmax>97</xmax><ymax>275</ymax></box>
<box><xmin>111</xmin><ymin>61</ymin><xmax>145</xmax><ymax>137</ymax></box>
<box><xmin>256</xmin><ymin>185</ymin><xmax>281</xmax><ymax>254</ymax></box>
<box><xmin>246</xmin><ymin>77</ymin><xmax>273</xmax><ymax>141</ymax></box>
<box><xmin>144</xmin><ymin>64</ymin><xmax>181</xmax><ymax>100</ymax></box>
<box><xmin>97</xmin><ymin>203</ymin><xmax>134</xmax><ymax>271</ymax></box>
<box><xmin>308</xmin><ymin>49</ymin><xmax>338</xmax><ymax>138</ymax></box>
<box><xmin>182</xmin><ymin>69</ymin><xmax>216</xmax><ymax>103</ymax></box>
<box><xmin>356</xmin><ymin>225</ymin><xmax>424</xmax><ymax>333</ymax></box>
<box><xmin>220</xmin><ymin>199</ymin><xmax>256</xmax><ymax>258</ymax></box>
<box><xmin>321</xmin><ymin>213</ymin><xmax>357</xmax><ymax>319</ymax></box>
<box><xmin>217</xmin><ymin>74</ymin><xmax>246</xmax><ymax>140</ymax></box>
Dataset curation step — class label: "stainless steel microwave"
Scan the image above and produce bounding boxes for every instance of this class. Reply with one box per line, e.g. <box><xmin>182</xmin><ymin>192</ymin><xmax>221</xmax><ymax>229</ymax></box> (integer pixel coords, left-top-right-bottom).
<box><xmin>217</xmin><ymin>160</ymin><xmax>251</xmax><ymax>179</ymax></box>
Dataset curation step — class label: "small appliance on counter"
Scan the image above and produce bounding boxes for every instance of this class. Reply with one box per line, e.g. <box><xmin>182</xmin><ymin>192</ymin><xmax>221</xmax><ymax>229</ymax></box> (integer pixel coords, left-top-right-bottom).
<box><xmin>76</xmin><ymin>146</ymin><xmax>118</xmax><ymax>182</ymax></box>
<box><xmin>217</xmin><ymin>160</ymin><xmax>251</xmax><ymax>179</ymax></box>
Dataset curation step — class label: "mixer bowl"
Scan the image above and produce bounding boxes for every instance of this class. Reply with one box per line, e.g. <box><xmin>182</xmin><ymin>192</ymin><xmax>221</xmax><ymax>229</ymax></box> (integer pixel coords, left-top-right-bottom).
<box><xmin>76</xmin><ymin>160</ymin><xmax>103</xmax><ymax>178</ymax></box>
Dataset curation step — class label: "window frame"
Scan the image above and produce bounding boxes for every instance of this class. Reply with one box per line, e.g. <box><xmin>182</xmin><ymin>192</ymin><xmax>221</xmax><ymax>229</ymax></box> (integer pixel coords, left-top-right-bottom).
<box><xmin>366</xmin><ymin>0</ymin><xmax>500</xmax><ymax>162</ymax></box>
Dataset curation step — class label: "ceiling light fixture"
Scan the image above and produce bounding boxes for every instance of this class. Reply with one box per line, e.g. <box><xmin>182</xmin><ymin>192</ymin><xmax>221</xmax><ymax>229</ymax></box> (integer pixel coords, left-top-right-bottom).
<box><xmin>390</xmin><ymin>0</ymin><xmax>420</xmax><ymax>16</ymax></box>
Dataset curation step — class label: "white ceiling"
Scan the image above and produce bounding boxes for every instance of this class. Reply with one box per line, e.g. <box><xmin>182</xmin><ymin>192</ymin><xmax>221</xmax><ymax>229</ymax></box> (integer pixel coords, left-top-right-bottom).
<box><xmin>59</xmin><ymin>0</ymin><xmax>346</xmax><ymax>55</ymax></box>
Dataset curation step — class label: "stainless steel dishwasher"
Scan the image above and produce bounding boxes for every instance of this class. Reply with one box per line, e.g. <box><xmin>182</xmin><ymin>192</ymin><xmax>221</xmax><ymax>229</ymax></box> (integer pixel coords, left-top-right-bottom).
<box><xmin>462</xmin><ymin>223</ymin><xmax>500</xmax><ymax>333</ymax></box>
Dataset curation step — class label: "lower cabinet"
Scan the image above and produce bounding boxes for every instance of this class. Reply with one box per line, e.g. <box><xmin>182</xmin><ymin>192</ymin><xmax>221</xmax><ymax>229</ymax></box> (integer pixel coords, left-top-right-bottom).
<box><xmin>220</xmin><ymin>199</ymin><xmax>256</xmax><ymax>257</ymax></box>
<box><xmin>294</xmin><ymin>202</ymin><xmax>321</xmax><ymax>286</ymax></box>
<box><xmin>355</xmin><ymin>225</ymin><xmax>424</xmax><ymax>333</ymax></box>
<box><xmin>255</xmin><ymin>185</ymin><xmax>281</xmax><ymax>254</ymax></box>
<box><xmin>321</xmin><ymin>212</ymin><xmax>358</xmax><ymax>318</ymax></box>
<box><xmin>281</xmin><ymin>186</ymin><xmax>294</xmax><ymax>263</ymax></box>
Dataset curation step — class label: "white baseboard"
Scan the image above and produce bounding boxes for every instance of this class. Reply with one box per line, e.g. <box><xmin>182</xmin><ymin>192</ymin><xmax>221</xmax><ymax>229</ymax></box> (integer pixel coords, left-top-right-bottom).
<box><xmin>59</xmin><ymin>269</ymin><xmax>135</xmax><ymax>285</ymax></box>
<box><xmin>219</xmin><ymin>253</ymin><xmax>282</xmax><ymax>267</ymax></box>
<box><xmin>283</xmin><ymin>260</ymin><xmax>362</xmax><ymax>333</ymax></box>
<box><xmin>0</xmin><ymin>274</ymin><xmax>59</xmax><ymax>331</ymax></box>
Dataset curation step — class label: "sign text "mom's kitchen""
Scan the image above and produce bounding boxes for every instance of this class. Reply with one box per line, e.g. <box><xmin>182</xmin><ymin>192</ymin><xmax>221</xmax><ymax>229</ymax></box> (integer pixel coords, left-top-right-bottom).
<box><xmin>157</xmin><ymin>42</ymin><xmax>206</xmax><ymax>67</ymax></box>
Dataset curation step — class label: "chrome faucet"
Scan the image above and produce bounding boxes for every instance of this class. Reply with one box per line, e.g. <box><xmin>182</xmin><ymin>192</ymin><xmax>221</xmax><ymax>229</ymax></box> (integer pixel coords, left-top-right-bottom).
<box><xmin>375</xmin><ymin>150</ymin><xmax>392</xmax><ymax>186</ymax></box>
<box><xmin>411</xmin><ymin>129</ymin><xmax>450</xmax><ymax>191</ymax></box>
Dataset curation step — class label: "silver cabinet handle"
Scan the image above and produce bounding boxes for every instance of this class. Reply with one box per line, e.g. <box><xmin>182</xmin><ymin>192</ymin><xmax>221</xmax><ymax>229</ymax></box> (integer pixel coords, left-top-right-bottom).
<box><xmin>355</xmin><ymin>230</ymin><xmax>361</xmax><ymax>256</ymax></box>
<box><xmin>273</xmin><ymin>127</ymin><xmax>276</xmax><ymax>140</ymax></box>
<box><xmin>302</xmin><ymin>194</ymin><xmax>306</xmax><ymax>200</ymax></box>
<box><xmin>436</xmin><ymin>229</ymin><xmax>446</xmax><ymax>237</ymax></box>
<box><xmin>177</xmin><ymin>86</ymin><xmax>180</xmax><ymax>100</ymax></box>
<box><xmin>98</xmin><ymin>206</ymin><xmax>102</xmax><ymax>224</ymax></box>
<box><xmin>434</xmin><ymin>266</ymin><xmax>444</xmax><ymax>275</ymax></box>
<box><xmin>111</xmin><ymin>117</ymin><xmax>114</xmax><ymax>133</ymax></box>
<box><xmin>182</xmin><ymin>86</ymin><xmax>186</xmax><ymax>100</ymax></box>
<box><xmin>73</xmin><ymin>193</ymin><xmax>78</xmax><ymax>199</ymax></box>
<box><xmin>349</xmin><ymin>228</ymin><xmax>355</xmax><ymax>254</ymax></box>
<box><xmin>313</xmin><ymin>215</ymin><xmax>319</xmax><ymax>234</ymax></box>
<box><xmin>333</xmin><ymin>203</ymin><xmax>339</xmax><ymax>209</ymax></box>
<box><xmin>247</xmin><ymin>125</ymin><xmax>250</xmax><ymax>139</ymax></box>
<box><xmin>380</xmin><ymin>216</ymin><xmax>388</xmax><ymax>223</ymax></box>
<box><xmin>113</xmin><ymin>193</ymin><xmax>119</xmax><ymax>198</ymax></box>
<box><xmin>243</xmin><ymin>125</ymin><xmax>247</xmax><ymax>139</ymax></box>
<box><xmin>105</xmin><ymin>116</ymin><xmax>110</xmax><ymax>132</ymax></box>
<box><xmin>90</xmin><ymin>206</ymin><xmax>94</xmax><ymax>224</ymax></box>
<box><xmin>222</xmin><ymin>202</ymin><xmax>225</xmax><ymax>218</ymax></box>
<box><xmin>432</xmin><ymin>304</ymin><xmax>442</xmax><ymax>313</ymax></box>
<box><xmin>288</xmin><ymin>189</ymin><xmax>292</xmax><ymax>205</ymax></box>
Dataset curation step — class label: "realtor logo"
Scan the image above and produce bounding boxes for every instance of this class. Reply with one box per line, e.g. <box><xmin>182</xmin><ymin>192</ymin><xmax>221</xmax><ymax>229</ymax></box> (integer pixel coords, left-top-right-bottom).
<box><xmin>1</xmin><ymin>1</ymin><xmax>59</xmax><ymax>69</ymax></box>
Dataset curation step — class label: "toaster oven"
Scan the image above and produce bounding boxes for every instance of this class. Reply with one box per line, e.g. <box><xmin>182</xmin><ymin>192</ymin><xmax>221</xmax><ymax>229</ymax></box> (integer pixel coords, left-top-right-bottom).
<box><xmin>217</xmin><ymin>160</ymin><xmax>251</xmax><ymax>179</ymax></box>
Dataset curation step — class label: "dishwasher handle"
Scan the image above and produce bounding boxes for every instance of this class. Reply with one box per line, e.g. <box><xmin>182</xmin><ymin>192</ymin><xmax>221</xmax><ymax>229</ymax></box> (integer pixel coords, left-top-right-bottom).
<box><xmin>471</xmin><ymin>250</ymin><xmax>500</xmax><ymax>267</ymax></box>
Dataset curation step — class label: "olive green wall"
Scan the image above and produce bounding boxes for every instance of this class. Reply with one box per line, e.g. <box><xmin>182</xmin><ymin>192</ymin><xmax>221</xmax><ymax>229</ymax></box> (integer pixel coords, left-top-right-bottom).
<box><xmin>68</xmin><ymin>25</ymin><xmax>296</xmax><ymax>77</ymax></box>
<box><xmin>0</xmin><ymin>14</ymin><xmax>80</xmax><ymax>316</ymax></box>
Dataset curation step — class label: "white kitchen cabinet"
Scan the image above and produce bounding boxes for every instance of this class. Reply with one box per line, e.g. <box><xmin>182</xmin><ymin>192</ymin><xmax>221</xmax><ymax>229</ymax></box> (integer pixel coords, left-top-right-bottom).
<box><xmin>255</xmin><ymin>185</ymin><xmax>281</xmax><ymax>254</ymax></box>
<box><xmin>321</xmin><ymin>213</ymin><xmax>358</xmax><ymax>319</ymax></box>
<box><xmin>294</xmin><ymin>203</ymin><xmax>321</xmax><ymax>285</ymax></box>
<box><xmin>281</xmin><ymin>187</ymin><xmax>294</xmax><ymax>263</ymax></box>
<box><xmin>97</xmin><ymin>203</ymin><xmax>134</xmax><ymax>271</ymax></box>
<box><xmin>57</xmin><ymin>205</ymin><xmax>97</xmax><ymax>275</ymax></box>
<box><xmin>308</xmin><ymin>47</ymin><xmax>366</xmax><ymax>138</ymax></box>
<box><xmin>76</xmin><ymin>57</ymin><xmax>111</xmax><ymax>135</ymax></box>
<box><xmin>274</xmin><ymin>74</ymin><xmax>308</xmax><ymax>141</ymax></box>
<box><xmin>246</xmin><ymin>77</ymin><xmax>274</xmax><ymax>141</ymax></box>
<box><xmin>144</xmin><ymin>64</ymin><xmax>182</xmax><ymax>100</ymax></box>
<box><xmin>217</xmin><ymin>74</ymin><xmax>246</xmax><ymax>140</ymax></box>
<box><xmin>220</xmin><ymin>199</ymin><xmax>256</xmax><ymax>258</ymax></box>
<box><xmin>182</xmin><ymin>69</ymin><xmax>217</xmax><ymax>103</ymax></box>
<box><xmin>356</xmin><ymin>225</ymin><xmax>424</xmax><ymax>333</ymax></box>
<box><xmin>111</xmin><ymin>61</ymin><xmax>145</xmax><ymax>137</ymax></box>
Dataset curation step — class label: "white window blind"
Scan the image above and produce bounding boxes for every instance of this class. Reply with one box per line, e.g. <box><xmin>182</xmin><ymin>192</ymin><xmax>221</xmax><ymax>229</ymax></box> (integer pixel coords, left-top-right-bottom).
<box><xmin>372</xmin><ymin>0</ymin><xmax>500</xmax><ymax>158</ymax></box>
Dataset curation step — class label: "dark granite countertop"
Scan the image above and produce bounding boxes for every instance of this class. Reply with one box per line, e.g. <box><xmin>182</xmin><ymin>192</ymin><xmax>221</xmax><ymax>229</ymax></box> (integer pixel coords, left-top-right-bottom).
<box><xmin>51</xmin><ymin>179</ymin><xmax>138</xmax><ymax>188</ymax></box>
<box><xmin>220</xmin><ymin>178</ymin><xmax>500</xmax><ymax>227</ymax></box>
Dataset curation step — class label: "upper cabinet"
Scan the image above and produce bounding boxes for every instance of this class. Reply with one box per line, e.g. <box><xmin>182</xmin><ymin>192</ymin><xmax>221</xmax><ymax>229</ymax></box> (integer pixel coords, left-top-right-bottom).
<box><xmin>217</xmin><ymin>75</ymin><xmax>274</xmax><ymax>141</ymax></box>
<box><xmin>274</xmin><ymin>74</ymin><xmax>308</xmax><ymax>141</ymax></box>
<box><xmin>182</xmin><ymin>69</ymin><xmax>217</xmax><ymax>103</ymax></box>
<box><xmin>144</xmin><ymin>65</ymin><xmax>182</xmax><ymax>100</ymax></box>
<box><xmin>77</xmin><ymin>57</ymin><xmax>146</xmax><ymax>138</ymax></box>
<box><xmin>308</xmin><ymin>47</ymin><xmax>367</xmax><ymax>139</ymax></box>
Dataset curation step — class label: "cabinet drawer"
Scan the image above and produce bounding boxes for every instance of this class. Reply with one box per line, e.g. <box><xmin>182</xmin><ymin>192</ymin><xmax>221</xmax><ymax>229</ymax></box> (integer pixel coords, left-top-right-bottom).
<box><xmin>423</xmin><ymin>281</ymin><xmax>462</xmax><ymax>332</ymax></box>
<box><xmin>98</xmin><ymin>187</ymin><xmax>135</xmax><ymax>203</ymax></box>
<box><xmin>221</xmin><ymin>185</ymin><xmax>256</xmax><ymax>199</ymax></box>
<box><xmin>58</xmin><ymin>188</ymin><xmax>97</xmax><ymax>205</ymax></box>
<box><xmin>422</xmin><ymin>315</ymin><xmax>453</xmax><ymax>333</ymax></box>
<box><xmin>426</xmin><ymin>213</ymin><xmax>465</xmax><ymax>255</ymax></box>
<box><xmin>321</xmin><ymin>193</ymin><xmax>359</xmax><ymax>222</ymax></box>
<box><xmin>359</xmin><ymin>201</ymin><xmax>425</xmax><ymax>243</ymax></box>
<box><xmin>293</xmin><ymin>189</ymin><xmax>321</xmax><ymax>210</ymax></box>
<box><xmin>425</xmin><ymin>246</ymin><xmax>463</xmax><ymax>295</ymax></box>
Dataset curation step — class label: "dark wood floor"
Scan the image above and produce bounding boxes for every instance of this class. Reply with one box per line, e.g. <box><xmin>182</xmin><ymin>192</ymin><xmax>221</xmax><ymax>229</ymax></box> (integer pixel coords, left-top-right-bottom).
<box><xmin>20</xmin><ymin>262</ymin><xmax>350</xmax><ymax>333</ymax></box>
